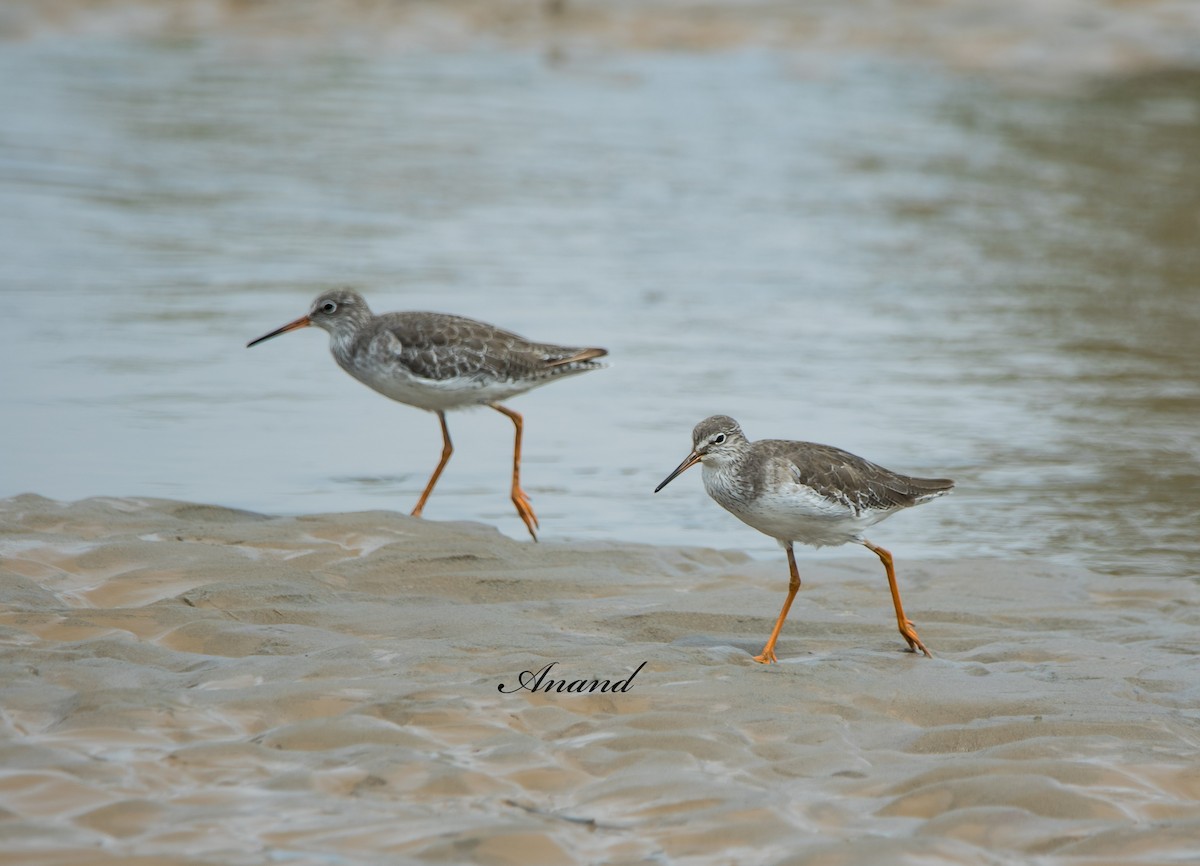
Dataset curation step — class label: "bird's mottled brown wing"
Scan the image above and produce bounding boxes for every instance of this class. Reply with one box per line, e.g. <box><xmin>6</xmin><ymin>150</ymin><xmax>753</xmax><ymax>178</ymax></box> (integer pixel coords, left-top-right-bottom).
<box><xmin>369</xmin><ymin>312</ymin><xmax>606</xmax><ymax>382</ymax></box>
<box><xmin>765</xmin><ymin>440</ymin><xmax>954</xmax><ymax>515</ymax></box>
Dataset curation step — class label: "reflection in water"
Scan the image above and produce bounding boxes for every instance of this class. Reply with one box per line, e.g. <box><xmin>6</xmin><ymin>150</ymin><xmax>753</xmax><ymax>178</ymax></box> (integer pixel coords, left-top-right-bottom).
<box><xmin>0</xmin><ymin>38</ymin><xmax>1197</xmax><ymax>578</ymax></box>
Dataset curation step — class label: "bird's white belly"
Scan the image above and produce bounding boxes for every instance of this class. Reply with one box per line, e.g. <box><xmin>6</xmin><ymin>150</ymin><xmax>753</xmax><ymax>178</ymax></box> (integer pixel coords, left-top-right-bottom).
<box><xmin>705</xmin><ymin>471</ymin><xmax>888</xmax><ymax>548</ymax></box>
<box><xmin>343</xmin><ymin>361</ymin><xmax>528</xmax><ymax>411</ymax></box>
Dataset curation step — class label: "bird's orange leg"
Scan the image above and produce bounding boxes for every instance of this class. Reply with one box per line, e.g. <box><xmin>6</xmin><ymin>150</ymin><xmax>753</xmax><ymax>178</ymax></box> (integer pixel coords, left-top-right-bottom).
<box><xmin>412</xmin><ymin>411</ymin><xmax>452</xmax><ymax>518</ymax></box>
<box><xmin>753</xmin><ymin>543</ymin><xmax>802</xmax><ymax>664</ymax></box>
<box><xmin>490</xmin><ymin>403</ymin><xmax>539</xmax><ymax>541</ymax></box>
<box><xmin>862</xmin><ymin>539</ymin><xmax>932</xmax><ymax>657</ymax></box>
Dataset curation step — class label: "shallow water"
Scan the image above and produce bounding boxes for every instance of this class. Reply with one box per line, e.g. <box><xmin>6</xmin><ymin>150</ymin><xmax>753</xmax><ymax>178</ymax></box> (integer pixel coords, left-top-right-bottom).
<box><xmin>1</xmin><ymin>23</ymin><xmax>1198</xmax><ymax>579</ymax></box>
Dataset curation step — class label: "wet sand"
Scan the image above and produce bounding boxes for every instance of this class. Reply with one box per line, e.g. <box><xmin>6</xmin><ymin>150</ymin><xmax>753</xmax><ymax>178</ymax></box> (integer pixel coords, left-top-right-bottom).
<box><xmin>2</xmin><ymin>494</ymin><xmax>1198</xmax><ymax>865</ymax></box>
<box><xmin>6</xmin><ymin>0</ymin><xmax>1200</xmax><ymax>85</ymax></box>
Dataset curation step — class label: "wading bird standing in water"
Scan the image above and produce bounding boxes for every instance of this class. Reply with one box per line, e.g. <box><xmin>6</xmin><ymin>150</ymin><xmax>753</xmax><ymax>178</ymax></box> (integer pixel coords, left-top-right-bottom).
<box><xmin>655</xmin><ymin>415</ymin><xmax>953</xmax><ymax>660</ymax></box>
<box><xmin>248</xmin><ymin>289</ymin><xmax>606</xmax><ymax>540</ymax></box>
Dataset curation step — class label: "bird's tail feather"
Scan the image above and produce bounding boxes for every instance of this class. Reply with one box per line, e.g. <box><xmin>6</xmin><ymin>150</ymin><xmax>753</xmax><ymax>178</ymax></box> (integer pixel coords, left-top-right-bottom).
<box><xmin>548</xmin><ymin>347</ymin><xmax>608</xmax><ymax>367</ymax></box>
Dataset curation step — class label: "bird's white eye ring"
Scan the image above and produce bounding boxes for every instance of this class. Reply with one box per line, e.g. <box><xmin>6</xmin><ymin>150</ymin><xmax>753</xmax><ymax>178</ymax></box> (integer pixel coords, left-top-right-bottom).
<box><xmin>321</xmin><ymin>301</ymin><xmax>337</xmax><ymax>314</ymax></box>
<box><xmin>713</xmin><ymin>433</ymin><xmax>727</xmax><ymax>445</ymax></box>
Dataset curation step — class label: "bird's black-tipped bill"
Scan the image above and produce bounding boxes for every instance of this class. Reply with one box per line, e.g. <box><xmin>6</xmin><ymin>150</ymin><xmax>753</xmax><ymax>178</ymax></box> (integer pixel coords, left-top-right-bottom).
<box><xmin>654</xmin><ymin>451</ymin><xmax>701</xmax><ymax>493</ymax></box>
<box><xmin>246</xmin><ymin>315</ymin><xmax>311</xmax><ymax>348</ymax></box>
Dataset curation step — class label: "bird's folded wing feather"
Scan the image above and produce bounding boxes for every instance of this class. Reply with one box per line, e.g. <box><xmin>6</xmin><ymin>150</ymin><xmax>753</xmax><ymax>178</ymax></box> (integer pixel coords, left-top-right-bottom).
<box><xmin>371</xmin><ymin>316</ymin><xmax>603</xmax><ymax>382</ymax></box>
<box><xmin>785</xmin><ymin>444</ymin><xmax>924</xmax><ymax>514</ymax></box>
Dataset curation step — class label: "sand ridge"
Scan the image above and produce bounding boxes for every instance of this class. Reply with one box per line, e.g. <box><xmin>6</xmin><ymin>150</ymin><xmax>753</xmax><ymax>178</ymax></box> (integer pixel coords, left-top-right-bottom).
<box><xmin>1</xmin><ymin>493</ymin><xmax>1198</xmax><ymax>864</ymax></box>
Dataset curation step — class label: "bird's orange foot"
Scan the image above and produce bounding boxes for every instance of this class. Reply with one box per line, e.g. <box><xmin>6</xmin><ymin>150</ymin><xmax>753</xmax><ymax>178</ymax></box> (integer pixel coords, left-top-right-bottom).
<box><xmin>899</xmin><ymin>621</ymin><xmax>932</xmax><ymax>658</ymax></box>
<box><xmin>511</xmin><ymin>486</ymin><xmax>540</xmax><ymax>541</ymax></box>
<box><xmin>752</xmin><ymin>646</ymin><xmax>779</xmax><ymax>664</ymax></box>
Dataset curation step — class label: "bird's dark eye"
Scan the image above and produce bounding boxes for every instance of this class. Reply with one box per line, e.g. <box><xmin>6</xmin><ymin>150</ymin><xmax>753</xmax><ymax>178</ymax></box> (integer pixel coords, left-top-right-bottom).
<box><xmin>321</xmin><ymin>301</ymin><xmax>337</xmax><ymax>314</ymax></box>
<box><xmin>713</xmin><ymin>433</ymin><xmax>727</xmax><ymax>445</ymax></box>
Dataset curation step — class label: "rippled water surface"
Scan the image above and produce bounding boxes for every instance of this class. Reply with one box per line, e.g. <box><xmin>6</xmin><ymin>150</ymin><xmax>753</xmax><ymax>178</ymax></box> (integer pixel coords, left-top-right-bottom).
<box><xmin>2</xmin><ymin>33</ymin><xmax>1198</xmax><ymax>576</ymax></box>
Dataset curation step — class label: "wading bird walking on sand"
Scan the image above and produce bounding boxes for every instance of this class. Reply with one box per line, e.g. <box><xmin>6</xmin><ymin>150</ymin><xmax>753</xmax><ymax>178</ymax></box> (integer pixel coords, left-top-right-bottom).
<box><xmin>655</xmin><ymin>415</ymin><xmax>953</xmax><ymax>660</ymax></box>
<box><xmin>248</xmin><ymin>289</ymin><xmax>606</xmax><ymax>540</ymax></box>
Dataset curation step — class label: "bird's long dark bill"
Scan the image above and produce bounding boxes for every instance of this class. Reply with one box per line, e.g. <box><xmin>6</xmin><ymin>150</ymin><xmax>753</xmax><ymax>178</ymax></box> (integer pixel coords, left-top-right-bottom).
<box><xmin>654</xmin><ymin>451</ymin><xmax>701</xmax><ymax>493</ymax></box>
<box><xmin>246</xmin><ymin>315</ymin><xmax>311</xmax><ymax>348</ymax></box>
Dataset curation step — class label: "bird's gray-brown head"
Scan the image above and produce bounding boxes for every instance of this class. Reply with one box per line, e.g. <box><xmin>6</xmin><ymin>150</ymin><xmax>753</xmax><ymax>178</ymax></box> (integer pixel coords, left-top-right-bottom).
<box><xmin>654</xmin><ymin>415</ymin><xmax>749</xmax><ymax>493</ymax></box>
<box><xmin>246</xmin><ymin>288</ymin><xmax>374</xmax><ymax>348</ymax></box>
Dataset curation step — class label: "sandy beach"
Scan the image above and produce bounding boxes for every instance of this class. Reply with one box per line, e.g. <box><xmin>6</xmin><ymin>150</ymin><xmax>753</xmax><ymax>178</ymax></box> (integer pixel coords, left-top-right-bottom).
<box><xmin>2</xmin><ymin>494</ymin><xmax>1198</xmax><ymax>864</ymax></box>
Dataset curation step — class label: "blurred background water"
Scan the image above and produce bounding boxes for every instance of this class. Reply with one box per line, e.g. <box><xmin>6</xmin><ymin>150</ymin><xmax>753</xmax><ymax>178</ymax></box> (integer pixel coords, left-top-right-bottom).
<box><xmin>1</xmin><ymin>3</ymin><xmax>1198</xmax><ymax>577</ymax></box>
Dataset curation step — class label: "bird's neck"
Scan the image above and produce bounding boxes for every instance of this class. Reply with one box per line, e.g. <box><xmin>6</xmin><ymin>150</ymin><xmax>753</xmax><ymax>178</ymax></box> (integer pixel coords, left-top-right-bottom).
<box><xmin>701</xmin><ymin>451</ymin><xmax>754</xmax><ymax>503</ymax></box>
<box><xmin>326</xmin><ymin>322</ymin><xmax>365</xmax><ymax>364</ymax></box>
